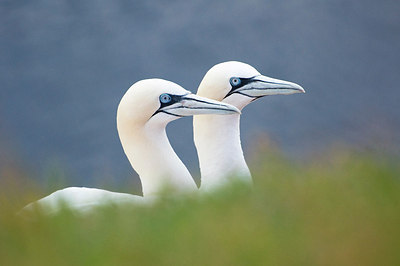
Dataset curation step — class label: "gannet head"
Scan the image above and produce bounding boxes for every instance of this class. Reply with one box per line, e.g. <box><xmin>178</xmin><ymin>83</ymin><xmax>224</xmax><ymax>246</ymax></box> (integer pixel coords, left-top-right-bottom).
<box><xmin>117</xmin><ymin>78</ymin><xmax>240</xmax><ymax>128</ymax></box>
<box><xmin>197</xmin><ymin>61</ymin><xmax>305</xmax><ymax>110</ymax></box>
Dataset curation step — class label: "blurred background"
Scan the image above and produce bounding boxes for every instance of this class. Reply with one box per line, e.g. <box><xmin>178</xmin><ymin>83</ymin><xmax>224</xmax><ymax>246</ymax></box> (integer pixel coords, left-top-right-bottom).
<box><xmin>1</xmin><ymin>0</ymin><xmax>399</xmax><ymax>191</ymax></box>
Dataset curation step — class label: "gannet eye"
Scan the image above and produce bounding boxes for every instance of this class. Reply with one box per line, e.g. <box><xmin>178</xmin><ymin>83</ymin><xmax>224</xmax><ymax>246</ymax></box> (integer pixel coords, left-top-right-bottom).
<box><xmin>159</xmin><ymin>93</ymin><xmax>172</xmax><ymax>104</ymax></box>
<box><xmin>230</xmin><ymin>77</ymin><xmax>241</xmax><ymax>87</ymax></box>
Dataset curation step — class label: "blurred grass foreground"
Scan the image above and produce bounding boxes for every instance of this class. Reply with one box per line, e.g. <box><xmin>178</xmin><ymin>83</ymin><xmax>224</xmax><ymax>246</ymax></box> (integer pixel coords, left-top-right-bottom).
<box><xmin>0</xmin><ymin>150</ymin><xmax>399</xmax><ymax>265</ymax></box>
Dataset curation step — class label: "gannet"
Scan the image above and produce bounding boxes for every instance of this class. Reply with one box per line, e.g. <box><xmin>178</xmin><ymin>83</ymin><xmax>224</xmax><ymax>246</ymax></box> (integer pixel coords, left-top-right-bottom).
<box><xmin>193</xmin><ymin>61</ymin><xmax>305</xmax><ymax>191</ymax></box>
<box><xmin>21</xmin><ymin>78</ymin><xmax>240</xmax><ymax>215</ymax></box>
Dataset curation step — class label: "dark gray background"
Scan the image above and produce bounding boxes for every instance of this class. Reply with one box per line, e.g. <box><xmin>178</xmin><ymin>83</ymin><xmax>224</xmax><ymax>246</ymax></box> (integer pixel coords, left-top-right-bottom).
<box><xmin>1</xmin><ymin>0</ymin><xmax>399</xmax><ymax>191</ymax></box>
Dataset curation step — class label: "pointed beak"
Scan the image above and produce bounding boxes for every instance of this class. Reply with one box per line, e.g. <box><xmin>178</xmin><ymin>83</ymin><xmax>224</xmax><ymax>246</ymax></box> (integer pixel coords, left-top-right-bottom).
<box><xmin>232</xmin><ymin>75</ymin><xmax>305</xmax><ymax>98</ymax></box>
<box><xmin>160</xmin><ymin>94</ymin><xmax>241</xmax><ymax>117</ymax></box>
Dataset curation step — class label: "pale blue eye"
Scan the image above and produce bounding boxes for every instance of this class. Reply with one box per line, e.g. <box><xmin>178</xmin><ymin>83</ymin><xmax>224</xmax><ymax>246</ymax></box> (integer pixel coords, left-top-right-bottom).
<box><xmin>159</xmin><ymin>93</ymin><xmax>172</xmax><ymax>104</ymax></box>
<box><xmin>230</xmin><ymin>77</ymin><xmax>241</xmax><ymax>86</ymax></box>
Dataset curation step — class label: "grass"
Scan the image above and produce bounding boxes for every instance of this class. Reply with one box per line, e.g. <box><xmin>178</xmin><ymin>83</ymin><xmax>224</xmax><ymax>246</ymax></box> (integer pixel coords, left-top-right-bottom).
<box><xmin>0</xmin><ymin>150</ymin><xmax>399</xmax><ymax>265</ymax></box>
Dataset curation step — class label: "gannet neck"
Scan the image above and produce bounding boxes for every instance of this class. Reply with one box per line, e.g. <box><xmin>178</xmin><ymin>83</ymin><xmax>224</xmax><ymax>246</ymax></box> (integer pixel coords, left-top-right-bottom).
<box><xmin>20</xmin><ymin>79</ymin><xmax>241</xmax><ymax>215</ymax></box>
<box><xmin>193</xmin><ymin>61</ymin><xmax>304</xmax><ymax>191</ymax></box>
<box><xmin>116</xmin><ymin>79</ymin><xmax>239</xmax><ymax>196</ymax></box>
<box><xmin>118</xmin><ymin>118</ymin><xmax>197</xmax><ymax>197</ymax></box>
<box><xmin>193</xmin><ymin>113</ymin><xmax>251</xmax><ymax>191</ymax></box>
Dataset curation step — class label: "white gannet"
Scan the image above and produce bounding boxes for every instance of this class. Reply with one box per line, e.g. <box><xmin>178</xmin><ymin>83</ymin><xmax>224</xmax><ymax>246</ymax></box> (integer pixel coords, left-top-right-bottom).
<box><xmin>21</xmin><ymin>78</ymin><xmax>240</xmax><ymax>215</ymax></box>
<box><xmin>193</xmin><ymin>61</ymin><xmax>305</xmax><ymax>191</ymax></box>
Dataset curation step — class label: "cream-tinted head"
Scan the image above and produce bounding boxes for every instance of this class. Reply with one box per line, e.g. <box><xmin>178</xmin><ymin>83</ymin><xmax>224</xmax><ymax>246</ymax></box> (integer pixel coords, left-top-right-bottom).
<box><xmin>116</xmin><ymin>79</ymin><xmax>240</xmax><ymax>196</ymax></box>
<box><xmin>197</xmin><ymin>61</ymin><xmax>305</xmax><ymax>110</ymax></box>
<box><xmin>117</xmin><ymin>78</ymin><xmax>240</xmax><ymax>129</ymax></box>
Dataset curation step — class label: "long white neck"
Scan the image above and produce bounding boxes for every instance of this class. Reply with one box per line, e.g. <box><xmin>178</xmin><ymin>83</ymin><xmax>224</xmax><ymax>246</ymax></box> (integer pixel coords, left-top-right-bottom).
<box><xmin>118</xmin><ymin>121</ymin><xmax>197</xmax><ymax>197</ymax></box>
<box><xmin>193</xmin><ymin>113</ymin><xmax>252</xmax><ymax>191</ymax></box>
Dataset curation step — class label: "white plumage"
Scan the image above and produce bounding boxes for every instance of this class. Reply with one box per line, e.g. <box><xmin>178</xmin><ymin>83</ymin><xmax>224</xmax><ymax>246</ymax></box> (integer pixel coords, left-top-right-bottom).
<box><xmin>21</xmin><ymin>78</ymin><xmax>240</xmax><ymax>215</ymax></box>
<box><xmin>194</xmin><ymin>61</ymin><xmax>305</xmax><ymax>191</ymax></box>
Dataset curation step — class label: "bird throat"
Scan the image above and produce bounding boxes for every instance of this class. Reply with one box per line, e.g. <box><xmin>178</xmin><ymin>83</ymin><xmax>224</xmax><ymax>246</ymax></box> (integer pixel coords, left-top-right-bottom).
<box><xmin>193</xmin><ymin>113</ymin><xmax>252</xmax><ymax>191</ymax></box>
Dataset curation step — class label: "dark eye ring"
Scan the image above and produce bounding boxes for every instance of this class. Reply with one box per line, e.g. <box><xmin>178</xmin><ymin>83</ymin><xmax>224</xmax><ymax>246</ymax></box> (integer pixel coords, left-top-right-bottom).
<box><xmin>159</xmin><ymin>93</ymin><xmax>172</xmax><ymax>104</ymax></box>
<box><xmin>230</xmin><ymin>77</ymin><xmax>241</xmax><ymax>86</ymax></box>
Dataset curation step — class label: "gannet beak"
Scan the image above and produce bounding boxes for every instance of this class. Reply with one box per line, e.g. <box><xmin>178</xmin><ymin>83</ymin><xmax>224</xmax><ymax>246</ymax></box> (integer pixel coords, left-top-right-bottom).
<box><xmin>227</xmin><ymin>75</ymin><xmax>305</xmax><ymax>99</ymax></box>
<box><xmin>159</xmin><ymin>93</ymin><xmax>241</xmax><ymax>117</ymax></box>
